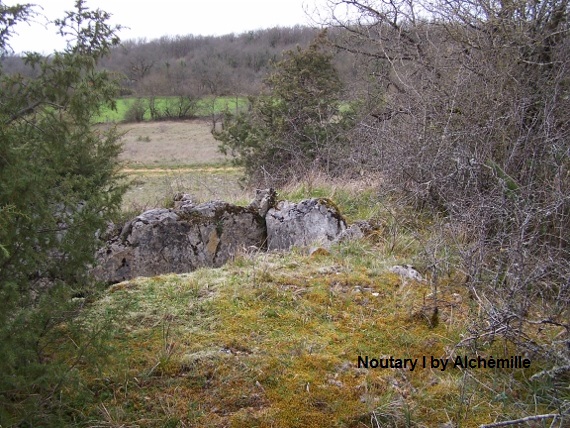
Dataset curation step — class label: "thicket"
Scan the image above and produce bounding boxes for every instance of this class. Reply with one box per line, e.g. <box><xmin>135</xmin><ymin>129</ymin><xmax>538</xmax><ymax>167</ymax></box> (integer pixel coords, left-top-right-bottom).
<box><xmin>0</xmin><ymin>1</ymin><xmax>124</xmax><ymax>424</ymax></box>
<box><xmin>349</xmin><ymin>0</ymin><xmax>570</xmax><ymax>414</ymax></box>
<box><xmin>123</xmin><ymin>95</ymin><xmax>200</xmax><ymax>122</ymax></box>
<box><xmin>219</xmin><ymin>0</ymin><xmax>570</xmax><ymax>420</ymax></box>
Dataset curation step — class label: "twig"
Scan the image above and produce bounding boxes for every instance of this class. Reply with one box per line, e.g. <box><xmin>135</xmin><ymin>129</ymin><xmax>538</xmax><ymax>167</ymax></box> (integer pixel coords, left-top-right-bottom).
<box><xmin>480</xmin><ymin>413</ymin><xmax>560</xmax><ymax>428</ymax></box>
<box><xmin>530</xmin><ymin>364</ymin><xmax>570</xmax><ymax>381</ymax></box>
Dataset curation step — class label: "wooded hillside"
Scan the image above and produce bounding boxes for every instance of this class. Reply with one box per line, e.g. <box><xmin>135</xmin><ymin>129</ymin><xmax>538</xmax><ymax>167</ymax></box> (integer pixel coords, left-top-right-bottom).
<box><xmin>2</xmin><ymin>26</ymin><xmax>328</xmax><ymax>96</ymax></box>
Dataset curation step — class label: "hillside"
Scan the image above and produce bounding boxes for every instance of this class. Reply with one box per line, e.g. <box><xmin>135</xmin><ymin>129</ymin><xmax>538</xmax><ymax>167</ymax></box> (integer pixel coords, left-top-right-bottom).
<box><xmin>42</xmin><ymin>179</ymin><xmax>561</xmax><ymax>427</ymax></box>
<box><xmin>24</xmin><ymin>119</ymin><xmax>564</xmax><ymax>425</ymax></box>
<box><xmin>0</xmin><ymin>26</ymin><xmax>325</xmax><ymax>97</ymax></box>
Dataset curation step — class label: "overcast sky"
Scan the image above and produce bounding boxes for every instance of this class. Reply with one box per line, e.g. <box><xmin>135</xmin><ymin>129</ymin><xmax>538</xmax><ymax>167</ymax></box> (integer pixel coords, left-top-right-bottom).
<box><xmin>5</xmin><ymin>0</ymin><xmax>328</xmax><ymax>54</ymax></box>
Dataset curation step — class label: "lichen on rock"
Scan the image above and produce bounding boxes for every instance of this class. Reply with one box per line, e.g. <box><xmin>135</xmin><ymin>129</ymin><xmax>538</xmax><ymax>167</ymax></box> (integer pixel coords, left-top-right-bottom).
<box><xmin>265</xmin><ymin>198</ymin><xmax>347</xmax><ymax>251</ymax></box>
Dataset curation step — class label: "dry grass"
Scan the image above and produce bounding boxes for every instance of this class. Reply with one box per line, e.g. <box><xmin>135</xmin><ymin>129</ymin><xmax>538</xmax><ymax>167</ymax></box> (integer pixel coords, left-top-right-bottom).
<box><xmin>100</xmin><ymin>120</ymin><xmax>248</xmax><ymax>211</ymax></box>
<box><xmin>99</xmin><ymin>119</ymin><xmax>228</xmax><ymax>167</ymax></box>
<box><xmin>121</xmin><ymin>167</ymin><xmax>247</xmax><ymax>211</ymax></box>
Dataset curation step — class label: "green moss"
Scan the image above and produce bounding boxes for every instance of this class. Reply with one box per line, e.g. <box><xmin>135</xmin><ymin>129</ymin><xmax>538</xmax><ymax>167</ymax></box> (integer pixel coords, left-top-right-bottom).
<box><xmin>42</xmin><ymin>223</ymin><xmax>558</xmax><ymax>427</ymax></box>
<box><xmin>316</xmin><ymin>197</ymin><xmax>346</xmax><ymax>225</ymax></box>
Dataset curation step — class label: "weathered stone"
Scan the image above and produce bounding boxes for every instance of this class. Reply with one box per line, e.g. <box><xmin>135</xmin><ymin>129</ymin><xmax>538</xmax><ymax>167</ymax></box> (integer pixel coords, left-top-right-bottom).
<box><xmin>93</xmin><ymin>191</ymin><xmax>349</xmax><ymax>284</ymax></box>
<box><xmin>334</xmin><ymin>223</ymin><xmax>365</xmax><ymax>243</ymax></box>
<box><xmin>389</xmin><ymin>265</ymin><xmax>424</xmax><ymax>282</ymax></box>
<box><xmin>92</xmin><ymin>202</ymin><xmax>266</xmax><ymax>284</ymax></box>
<box><xmin>266</xmin><ymin>198</ymin><xmax>346</xmax><ymax>250</ymax></box>
<box><xmin>173</xmin><ymin>193</ymin><xmax>196</xmax><ymax>210</ymax></box>
<box><xmin>334</xmin><ymin>220</ymin><xmax>378</xmax><ymax>244</ymax></box>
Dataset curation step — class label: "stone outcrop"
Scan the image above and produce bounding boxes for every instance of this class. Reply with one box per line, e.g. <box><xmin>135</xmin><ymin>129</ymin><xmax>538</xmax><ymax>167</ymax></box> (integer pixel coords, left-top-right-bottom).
<box><xmin>93</xmin><ymin>190</ymin><xmax>349</xmax><ymax>284</ymax></box>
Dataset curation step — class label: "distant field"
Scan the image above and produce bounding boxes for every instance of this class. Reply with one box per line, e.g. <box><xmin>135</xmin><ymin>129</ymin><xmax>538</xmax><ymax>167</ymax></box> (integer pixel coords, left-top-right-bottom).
<box><xmin>121</xmin><ymin>166</ymin><xmax>246</xmax><ymax>211</ymax></box>
<box><xmin>96</xmin><ymin>95</ymin><xmax>248</xmax><ymax>123</ymax></box>
<box><xmin>101</xmin><ymin>119</ymin><xmax>247</xmax><ymax>211</ymax></box>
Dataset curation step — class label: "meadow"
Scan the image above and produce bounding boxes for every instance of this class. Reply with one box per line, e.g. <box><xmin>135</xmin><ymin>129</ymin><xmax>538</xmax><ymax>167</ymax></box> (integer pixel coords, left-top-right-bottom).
<box><xmin>96</xmin><ymin>96</ymin><xmax>248</xmax><ymax>123</ymax></box>
<box><xmin>105</xmin><ymin>119</ymin><xmax>244</xmax><ymax>212</ymax></box>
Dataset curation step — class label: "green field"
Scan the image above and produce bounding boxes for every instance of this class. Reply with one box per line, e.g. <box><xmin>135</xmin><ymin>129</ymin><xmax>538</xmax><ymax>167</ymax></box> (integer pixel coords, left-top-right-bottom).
<box><xmin>96</xmin><ymin>95</ymin><xmax>248</xmax><ymax>123</ymax></box>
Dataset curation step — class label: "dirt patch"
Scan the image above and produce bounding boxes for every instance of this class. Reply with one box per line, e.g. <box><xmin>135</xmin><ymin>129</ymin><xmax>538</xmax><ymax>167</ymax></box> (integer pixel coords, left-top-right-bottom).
<box><xmin>108</xmin><ymin>119</ymin><xmax>229</xmax><ymax>166</ymax></box>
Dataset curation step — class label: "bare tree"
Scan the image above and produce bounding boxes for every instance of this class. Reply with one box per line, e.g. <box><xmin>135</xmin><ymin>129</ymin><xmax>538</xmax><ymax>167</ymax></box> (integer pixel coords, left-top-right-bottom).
<box><xmin>323</xmin><ymin>0</ymin><xmax>570</xmax><ymax>392</ymax></box>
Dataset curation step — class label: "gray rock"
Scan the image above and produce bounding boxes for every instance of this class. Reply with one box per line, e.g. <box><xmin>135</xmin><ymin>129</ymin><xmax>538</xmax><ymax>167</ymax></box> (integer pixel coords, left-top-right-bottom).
<box><xmin>93</xmin><ymin>191</ymin><xmax>349</xmax><ymax>284</ymax></box>
<box><xmin>266</xmin><ymin>198</ymin><xmax>346</xmax><ymax>250</ymax></box>
<box><xmin>92</xmin><ymin>202</ymin><xmax>266</xmax><ymax>284</ymax></box>
<box><xmin>334</xmin><ymin>223</ymin><xmax>365</xmax><ymax>243</ymax></box>
<box><xmin>173</xmin><ymin>193</ymin><xmax>196</xmax><ymax>209</ymax></box>
<box><xmin>334</xmin><ymin>220</ymin><xmax>378</xmax><ymax>243</ymax></box>
<box><xmin>247</xmin><ymin>188</ymin><xmax>277</xmax><ymax>217</ymax></box>
<box><xmin>389</xmin><ymin>265</ymin><xmax>424</xmax><ymax>282</ymax></box>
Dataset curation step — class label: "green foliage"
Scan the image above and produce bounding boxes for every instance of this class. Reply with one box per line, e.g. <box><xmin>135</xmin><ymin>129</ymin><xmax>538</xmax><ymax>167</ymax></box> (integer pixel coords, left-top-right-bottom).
<box><xmin>96</xmin><ymin>95</ymin><xmax>248</xmax><ymax>123</ymax></box>
<box><xmin>123</xmin><ymin>97</ymin><xmax>147</xmax><ymax>122</ymax></box>
<box><xmin>157</xmin><ymin>95</ymin><xmax>199</xmax><ymax>120</ymax></box>
<box><xmin>214</xmin><ymin>31</ymin><xmax>355</xmax><ymax>185</ymax></box>
<box><xmin>0</xmin><ymin>1</ymin><xmax>125</xmax><ymax>424</ymax></box>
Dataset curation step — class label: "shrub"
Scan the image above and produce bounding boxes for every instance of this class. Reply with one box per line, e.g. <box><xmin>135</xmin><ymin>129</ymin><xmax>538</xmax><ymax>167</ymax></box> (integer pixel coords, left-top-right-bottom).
<box><xmin>123</xmin><ymin>97</ymin><xmax>147</xmax><ymax>122</ymax></box>
<box><xmin>213</xmin><ymin>31</ymin><xmax>355</xmax><ymax>186</ymax></box>
<box><xmin>0</xmin><ymin>1</ymin><xmax>125</xmax><ymax>424</ymax></box>
<box><xmin>326</xmin><ymin>0</ymin><xmax>570</xmax><ymax>377</ymax></box>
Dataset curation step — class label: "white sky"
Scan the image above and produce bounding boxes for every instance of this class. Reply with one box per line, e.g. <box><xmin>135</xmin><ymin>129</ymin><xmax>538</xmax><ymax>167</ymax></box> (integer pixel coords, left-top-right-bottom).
<box><xmin>5</xmin><ymin>0</ymin><xmax>327</xmax><ymax>54</ymax></box>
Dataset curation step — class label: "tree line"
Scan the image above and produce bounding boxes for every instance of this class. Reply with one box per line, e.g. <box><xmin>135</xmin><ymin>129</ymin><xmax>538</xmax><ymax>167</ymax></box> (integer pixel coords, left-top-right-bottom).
<box><xmin>2</xmin><ymin>25</ymin><xmax>322</xmax><ymax>97</ymax></box>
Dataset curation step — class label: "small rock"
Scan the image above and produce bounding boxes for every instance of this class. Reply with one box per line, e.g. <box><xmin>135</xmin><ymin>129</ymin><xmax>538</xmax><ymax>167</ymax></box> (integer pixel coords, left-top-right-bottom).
<box><xmin>327</xmin><ymin>379</ymin><xmax>344</xmax><ymax>387</ymax></box>
<box><xmin>247</xmin><ymin>188</ymin><xmax>277</xmax><ymax>217</ymax></box>
<box><xmin>317</xmin><ymin>266</ymin><xmax>339</xmax><ymax>274</ymax></box>
<box><xmin>389</xmin><ymin>264</ymin><xmax>424</xmax><ymax>282</ymax></box>
<box><xmin>334</xmin><ymin>223</ymin><xmax>364</xmax><ymax>243</ymax></box>
<box><xmin>173</xmin><ymin>193</ymin><xmax>196</xmax><ymax>209</ymax></box>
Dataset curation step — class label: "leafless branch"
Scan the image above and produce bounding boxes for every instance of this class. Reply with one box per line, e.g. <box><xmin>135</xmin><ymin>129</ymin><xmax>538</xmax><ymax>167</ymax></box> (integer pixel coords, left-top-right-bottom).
<box><xmin>479</xmin><ymin>413</ymin><xmax>561</xmax><ymax>428</ymax></box>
